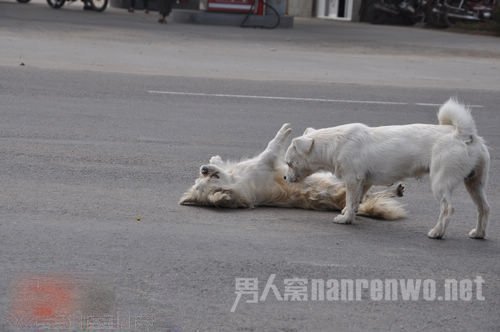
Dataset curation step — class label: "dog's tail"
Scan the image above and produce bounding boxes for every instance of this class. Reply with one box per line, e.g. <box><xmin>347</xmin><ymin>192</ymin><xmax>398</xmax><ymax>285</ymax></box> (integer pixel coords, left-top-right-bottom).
<box><xmin>438</xmin><ymin>98</ymin><xmax>477</xmax><ymax>138</ymax></box>
<box><xmin>358</xmin><ymin>194</ymin><xmax>407</xmax><ymax>221</ymax></box>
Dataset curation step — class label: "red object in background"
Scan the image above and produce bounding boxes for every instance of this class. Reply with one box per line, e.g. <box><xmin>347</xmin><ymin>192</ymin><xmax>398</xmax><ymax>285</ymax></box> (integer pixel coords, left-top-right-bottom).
<box><xmin>207</xmin><ymin>0</ymin><xmax>264</xmax><ymax>15</ymax></box>
<box><xmin>8</xmin><ymin>275</ymin><xmax>77</xmax><ymax>329</ymax></box>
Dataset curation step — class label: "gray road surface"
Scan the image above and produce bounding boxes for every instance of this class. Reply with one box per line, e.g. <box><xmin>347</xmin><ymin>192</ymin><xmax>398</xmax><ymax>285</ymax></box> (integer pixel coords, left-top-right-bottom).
<box><xmin>1</xmin><ymin>2</ymin><xmax>500</xmax><ymax>331</ymax></box>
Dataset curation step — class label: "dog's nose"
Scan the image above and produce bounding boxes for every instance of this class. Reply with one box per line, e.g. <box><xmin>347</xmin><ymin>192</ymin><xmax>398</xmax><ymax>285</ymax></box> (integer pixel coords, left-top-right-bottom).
<box><xmin>201</xmin><ymin>166</ymin><xmax>209</xmax><ymax>175</ymax></box>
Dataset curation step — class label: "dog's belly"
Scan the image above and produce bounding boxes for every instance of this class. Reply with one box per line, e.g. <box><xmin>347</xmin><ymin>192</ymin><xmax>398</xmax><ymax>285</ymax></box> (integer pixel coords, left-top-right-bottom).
<box><xmin>365</xmin><ymin>159</ymin><xmax>430</xmax><ymax>185</ymax></box>
<box><xmin>368</xmin><ymin>169</ymin><xmax>428</xmax><ymax>185</ymax></box>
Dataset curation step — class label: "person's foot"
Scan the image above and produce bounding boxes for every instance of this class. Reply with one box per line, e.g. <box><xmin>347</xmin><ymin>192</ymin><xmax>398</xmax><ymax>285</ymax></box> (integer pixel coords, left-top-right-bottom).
<box><xmin>144</xmin><ymin>9</ymin><xmax>149</xmax><ymax>13</ymax></box>
<box><xmin>128</xmin><ymin>7</ymin><xmax>134</xmax><ymax>12</ymax></box>
<box><xmin>158</xmin><ymin>17</ymin><xmax>167</xmax><ymax>24</ymax></box>
<box><xmin>83</xmin><ymin>4</ymin><xmax>93</xmax><ymax>9</ymax></box>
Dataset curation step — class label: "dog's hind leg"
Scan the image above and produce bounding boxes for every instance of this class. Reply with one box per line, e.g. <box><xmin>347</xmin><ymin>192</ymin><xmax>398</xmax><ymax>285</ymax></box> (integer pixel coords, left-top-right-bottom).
<box><xmin>428</xmin><ymin>191</ymin><xmax>454</xmax><ymax>239</ymax></box>
<box><xmin>464</xmin><ymin>158</ymin><xmax>490</xmax><ymax>239</ymax></box>
<box><xmin>428</xmin><ymin>140</ymin><xmax>474</xmax><ymax>239</ymax></box>
<box><xmin>429</xmin><ymin>170</ymin><xmax>463</xmax><ymax>239</ymax></box>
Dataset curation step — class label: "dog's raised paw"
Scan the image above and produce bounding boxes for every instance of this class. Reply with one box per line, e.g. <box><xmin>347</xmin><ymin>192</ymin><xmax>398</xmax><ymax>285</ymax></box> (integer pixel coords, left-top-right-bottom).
<box><xmin>209</xmin><ymin>155</ymin><xmax>224</xmax><ymax>165</ymax></box>
<box><xmin>281</xmin><ymin>123</ymin><xmax>291</xmax><ymax>130</ymax></box>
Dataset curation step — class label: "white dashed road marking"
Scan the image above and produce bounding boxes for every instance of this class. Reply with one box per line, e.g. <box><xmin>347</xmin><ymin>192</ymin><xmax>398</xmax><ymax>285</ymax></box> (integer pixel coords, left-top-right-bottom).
<box><xmin>148</xmin><ymin>90</ymin><xmax>484</xmax><ymax>108</ymax></box>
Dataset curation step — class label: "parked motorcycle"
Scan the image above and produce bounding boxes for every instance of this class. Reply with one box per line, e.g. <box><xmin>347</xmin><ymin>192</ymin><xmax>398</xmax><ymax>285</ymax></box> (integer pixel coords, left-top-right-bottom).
<box><xmin>47</xmin><ymin>0</ymin><xmax>108</xmax><ymax>11</ymax></box>
<box><xmin>426</xmin><ymin>0</ymin><xmax>496</xmax><ymax>27</ymax></box>
<box><xmin>360</xmin><ymin>0</ymin><xmax>426</xmax><ymax>25</ymax></box>
<box><xmin>360</xmin><ymin>0</ymin><xmax>496</xmax><ymax>27</ymax></box>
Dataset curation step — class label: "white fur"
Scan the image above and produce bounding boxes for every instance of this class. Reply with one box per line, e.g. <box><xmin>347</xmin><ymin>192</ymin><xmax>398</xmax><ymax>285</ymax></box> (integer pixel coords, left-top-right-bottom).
<box><xmin>284</xmin><ymin>98</ymin><xmax>490</xmax><ymax>239</ymax></box>
<box><xmin>180</xmin><ymin>124</ymin><xmax>406</xmax><ymax>220</ymax></box>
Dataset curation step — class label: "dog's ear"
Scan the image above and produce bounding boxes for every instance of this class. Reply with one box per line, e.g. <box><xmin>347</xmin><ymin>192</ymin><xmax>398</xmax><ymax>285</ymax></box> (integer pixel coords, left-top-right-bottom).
<box><xmin>293</xmin><ymin>137</ymin><xmax>314</xmax><ymax>155</ymax></box>
<box><xmin>303</xmin><ymin>127</ymin><xmax>315</xmax><ymax>136</ymax></box>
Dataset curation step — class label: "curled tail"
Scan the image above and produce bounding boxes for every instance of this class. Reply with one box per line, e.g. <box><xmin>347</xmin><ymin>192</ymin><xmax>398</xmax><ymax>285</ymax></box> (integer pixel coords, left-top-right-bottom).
<box><xmin>438</xmin><ymin>98</ymin><xmax>477</xmax><ymax>138</ymax></box>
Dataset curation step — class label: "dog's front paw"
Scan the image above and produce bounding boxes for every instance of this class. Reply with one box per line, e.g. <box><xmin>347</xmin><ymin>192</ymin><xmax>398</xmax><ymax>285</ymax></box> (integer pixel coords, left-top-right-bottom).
<box><xmin>468</xmin><ymin>228</ymin><xmax>485</xmax><ymax>239</ymax></box>
<box><xmin>333</xmin><ymin>214</ymin><xmax>353</xmax><ymax>224</ymax></box>
<box><xmin>427</xmin><ymin>227</ymin><xmax>445</xmax><ymax>239</ymax></box>
<box><xmin>279</xmin><ymin>123</ymin><xmax>291</xmax><ymax>133</ymax></box>
<box><xmin>209</xmin><ymin>155</ymin><xmax>224</xmax><ymax>165</ymax></box>
<box><xmin>277</xmin><ymin>126</ymin><xmax>292</xmax><ymax>143</ymax></box>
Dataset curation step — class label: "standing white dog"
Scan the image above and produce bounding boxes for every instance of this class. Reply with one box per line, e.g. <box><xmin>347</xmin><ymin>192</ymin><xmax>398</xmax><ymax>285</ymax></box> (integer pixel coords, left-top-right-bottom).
<box><xmin>284</xmin><ymin>99</ymin><xmax>490</xmax><ymax>239</ymax></box>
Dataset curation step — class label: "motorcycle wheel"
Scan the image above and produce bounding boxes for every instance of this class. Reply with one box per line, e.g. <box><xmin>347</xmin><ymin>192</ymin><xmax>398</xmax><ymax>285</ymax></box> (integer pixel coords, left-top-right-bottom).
<box><xmin>90</xmin><ymin>0</ymin><xmax>108</xmax><ymax>12</ymax></box>
<box><xmin>16</xmin><ymin>0</ymin><xmax>31</xmax><ymax>3</ymax></box>
<box><xmin>47</xmin><ymin>0</ymin><xmax>65</xmax><ymax>8</ymax></box>
<box><xmin>363</xmin><ymin>0</ymin><xmax>389</xmax><ymax>24</ymax></box>
<box><xmin>397</xmin><ymin>14</ymin><xmax>416</xmax><ymax>25</ymax></box>
<box><xmin>371</xmin><ymin>10</ymin><xmax>390</xmax><ymax>24</ymax></box>
<box><xmin>425</xmin><ymin>0</ymin><xmax>450</xmax><ymax>28</ymax></box>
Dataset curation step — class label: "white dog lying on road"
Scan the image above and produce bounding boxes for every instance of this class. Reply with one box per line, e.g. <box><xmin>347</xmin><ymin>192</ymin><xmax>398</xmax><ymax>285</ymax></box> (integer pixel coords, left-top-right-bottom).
<box><xmin>180</xmin><ymin>124</ymin><xmax>406</xmax><ymax>221</ymax></box>
<box><xmin>284</xmin><ymin>99</ymin><xmax>490</xmax><ymax>239</ymax></box>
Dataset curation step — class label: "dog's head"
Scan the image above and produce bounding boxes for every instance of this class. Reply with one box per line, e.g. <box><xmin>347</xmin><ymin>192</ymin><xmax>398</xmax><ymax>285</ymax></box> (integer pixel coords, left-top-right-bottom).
<box><xmin>284</xmin><ymin>128</ymin><xmax>317</xmax><ymax>183</ymax></box>
<box><xmin>179</xmin><ymin>158</ymin><xmax>250</xmax><ymax>208</ymax></box>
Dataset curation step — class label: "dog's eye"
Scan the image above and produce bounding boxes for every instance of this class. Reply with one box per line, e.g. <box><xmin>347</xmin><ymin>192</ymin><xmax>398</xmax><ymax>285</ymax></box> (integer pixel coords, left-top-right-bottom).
<box><xmin>286</xmin><ymin>161</ymin><xmax>292</xmax><ymax>167</ymax></box>
<box><xmin>210</xmin><ymin>173</ymin><xmax>220</xmax><ymax>179</ymax></box>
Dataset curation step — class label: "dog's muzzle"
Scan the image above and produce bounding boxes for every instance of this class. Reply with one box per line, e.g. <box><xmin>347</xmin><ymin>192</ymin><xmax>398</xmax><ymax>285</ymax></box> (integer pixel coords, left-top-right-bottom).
<box><xmin>201</xmin><ymin>166</ymin><xmax>209</xmax><ymax>175</ymax></box>
<box><xmin>284</xmin><ymin>174</ymin><xmax>298</xmax><ymax>183</ymax></box>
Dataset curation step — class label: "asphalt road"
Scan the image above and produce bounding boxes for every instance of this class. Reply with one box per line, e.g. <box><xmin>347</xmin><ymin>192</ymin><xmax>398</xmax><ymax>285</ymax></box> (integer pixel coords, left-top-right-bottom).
<box><xmin>1</xmin><ymin>2</ymin><xmax>500</xmax><ymax>331</ymax></box>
